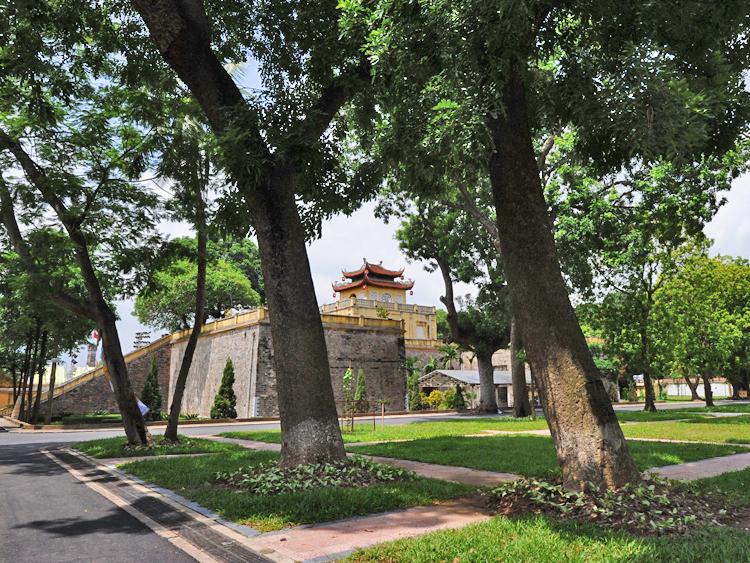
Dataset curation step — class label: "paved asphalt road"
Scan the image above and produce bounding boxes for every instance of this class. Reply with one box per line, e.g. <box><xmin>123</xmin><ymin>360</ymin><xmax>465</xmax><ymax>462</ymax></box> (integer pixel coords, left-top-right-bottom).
<box><xmin>1</xmin><ymin>402</ymin><xmax>746</xmax><ymax>562</ymax></box>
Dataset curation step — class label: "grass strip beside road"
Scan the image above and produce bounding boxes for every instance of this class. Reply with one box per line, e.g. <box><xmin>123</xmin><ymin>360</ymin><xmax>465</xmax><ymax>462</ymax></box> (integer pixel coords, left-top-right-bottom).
<box><xmin>119</xmin><ymin>451</ymin><xmax>474</xmax><ymax>531</ymax></box>
<box><xmin>348</xmin><ymin>435</ymin><xmax>748</xmax><ymax>478</ymax></box>
<box><xmin>344</xmin><ymin>514</ymin><xmax>750</xmax><ymax>563</ymax></box>
<box><xmin>74</xmin><ymin>435</ymin><xmax>245</xmax><ymax>458</ymax></box>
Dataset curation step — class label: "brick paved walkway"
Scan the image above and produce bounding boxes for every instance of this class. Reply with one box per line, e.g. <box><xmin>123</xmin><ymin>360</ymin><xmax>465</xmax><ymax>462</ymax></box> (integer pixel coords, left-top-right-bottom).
<box><xmin>249</xmin><ymin>498</ymin><xmax>491</xmax><ymax>562</ymax></box>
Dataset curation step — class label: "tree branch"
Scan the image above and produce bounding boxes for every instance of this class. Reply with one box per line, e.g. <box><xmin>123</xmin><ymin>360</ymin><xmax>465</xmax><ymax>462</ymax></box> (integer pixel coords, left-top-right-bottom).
<box><xmin>132</xmin><ymin>0</ymin><xmax>271</xmax><ymax>165</ymax></box>
<box><xmin>455</xmin><ymin>185</ymin><xmax>503</xmax><ymax>254</ymax></box>
<box><xmin>285</xmin><ymin>62</ymin><xmax>371</xmax><ymax>155</ymax></box>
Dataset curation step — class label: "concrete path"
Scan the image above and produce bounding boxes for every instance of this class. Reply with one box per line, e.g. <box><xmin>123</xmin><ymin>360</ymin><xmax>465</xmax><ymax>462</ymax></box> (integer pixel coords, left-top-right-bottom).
<box><xmin>648</xmin><ymin>451</ymin><xmax>750</xmax><ymax>480</ymax></box>
<box><xmin>199</xmin><ymin>435</ymin><xmax>518</xmax><ymax>487</ymax></box>
<box><xmin>249</xmin><ymin>498</ymin><xmax>490</xmax><ymax>562</ymax></box>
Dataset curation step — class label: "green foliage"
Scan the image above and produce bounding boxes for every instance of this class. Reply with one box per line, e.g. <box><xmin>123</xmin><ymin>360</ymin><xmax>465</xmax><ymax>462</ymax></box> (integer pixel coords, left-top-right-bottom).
<box><xmin>438</xmin><ymin>343</ymin><xmax>459</xmax><ymax>369</ymax></box>
<box><xmin>217</xmin><ymin>455</ymin><xmax>415</xmax><ymax>495</ymax></box>
<box><xmin>210</xmin><ymin>358</ymin><xmax>237</xmax><ymax>419</ymax></box>
<box><xmin>406</xmin><ymin>368</ymin><xmax>423</xmax><ymax>411</ymax></box>
<box><xmin>140</xmin><ymin>357</ymin><xmax>162</xmax><ymax>421</ymax></box>
<box><xmin>121</xmin><ymin>451</ymin><xmax>470</xmax><ymax>532</ymax></box>
<box><xmin>490</xmin><ymin>477</ymin><xmax>730</xmax><ymax>535</ymax></box>
<box><xmin>423</xmin><ymin>389</ymin><xmax>445</xmax><ymax>410</ymax></box>
<box><xmin>353</xmin><ymin>368</ymin><xmax>368</xmax><ymax>412</ymax></box>
<box><xmin>342</xmin><ymin>367</ymin><xmax>354</xmax><ymax>403</ymax></box>
<box><xmin>135</xmin><ymin>255</ymin><xmax>261</xmax><ymax>332</ymax></box>
<box><xmin>452</xmin><ymin>384</ymin><xmax>466</xmax><ymax>410</ymax></box>
<box><xmin>374</xmin><ymin>304</ymin><xmax>390</xmax><ymax>319</ymax></box>
<box><xmin>652</xmin><ymin>253</ymin><xmax>750</xmax><ymax>383</ymax></box>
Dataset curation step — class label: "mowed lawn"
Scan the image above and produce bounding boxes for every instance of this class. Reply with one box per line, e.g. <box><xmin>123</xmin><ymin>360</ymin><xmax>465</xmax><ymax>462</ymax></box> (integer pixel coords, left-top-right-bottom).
<box><xmin>348</xmin><ymin>435</ymin><xmax>748</xmax><ymax>478</ymax></box>
<box><xmin>74</xmin><ymin>435</ymin><xmax>245</xmax><ymax>458</ymax></box>
<box><xmin>220</xmin><ymin>417</ymin><xmax>550</xmax><ymax>444</ymax></box>
<box><xmin>621</xmin><ymin>418</ymin><xmax>750</xmax><ymax>444</ymax></box>
<box><xmin>344</xmin><ymin>514</ymin><xmax>750</xmax><ymax>563</ymax></box>
<box><xmin>119</xmin><ymin>451</ymin><xmax>473</xmax><ymax>531</ymax></box>
<box><xmin>347</xmin><ymin>464</ymin><xmax>750</xmax><ymax>563</ymax></box>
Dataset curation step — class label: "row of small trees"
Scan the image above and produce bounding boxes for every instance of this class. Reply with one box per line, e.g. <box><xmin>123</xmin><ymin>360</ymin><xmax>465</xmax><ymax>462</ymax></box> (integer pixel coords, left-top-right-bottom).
<box><xmin>581</xmin><ymin>250</ymin><xmax>750</xmax><ymax>408</ymax></box>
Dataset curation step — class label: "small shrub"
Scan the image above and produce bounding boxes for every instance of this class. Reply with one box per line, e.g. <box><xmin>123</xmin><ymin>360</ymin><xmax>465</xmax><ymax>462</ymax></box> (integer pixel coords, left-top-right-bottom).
<box><xmin>354</xmin><ymin>368</ymin><xmax>369</xmax><ymax>412</ymax></box>
<box><xmin>452</xmin><ymin>384</ymin><xmax>467</xmax><ymax>410</ymax></box>
<box><xmin>217</xmin><ymin>455</ymin><xmax>416</xmax><ymax>495</ymax></box>
<box><xmin>211</xmin><ymin>358</ymin><xmax>237</xmax><ymax>419</ymax></box>
<box><xmin>488</xmin><ymin>477</ymin><xmax>733</xmax><ymax>536</ymax></box>
<box><xmin>141</xmin><ymin>357</ymin><xmax>162</xmax><ymax>421</ymax></box>
<box><xmin>407</xmin><ymin>369</ymin><xmax>423</xmax><ymax>410</ymax></box>
<box><xmin>424</xmin><ymin>390</ymin><xmax>445</xmax><ymax>410</ymax></box>
<box><xmin>439</xmin><ymin>388</ymin><xmax>455</xmax><ymax>410</ymax></box>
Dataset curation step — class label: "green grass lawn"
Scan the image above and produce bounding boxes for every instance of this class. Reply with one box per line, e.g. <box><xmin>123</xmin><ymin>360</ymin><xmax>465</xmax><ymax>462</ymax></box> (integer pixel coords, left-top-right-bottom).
<box><xmin>621</xmin><ymin>420</ymin><xmax>750</xmax><ymax>444</ymax></box>
<box><xmin>119</xmin><ymin>451</ymin><xmax>473</xmax><ymax>531</ymax></box>
<box><xmin>48</xmin><ymin>413</ymin><xmax>124</xmax><ymax>425</ymax></box>
<box><xmin>694</xmin><ymin>466</ymin><xmax>750</xmax><ymax>506</ymax></box>
<box><xmin>349</xmin><ymin>435</ymin><xmax>747</xmax><ymax>478</ymax></box>
<box><xmin>345</xmin><ymin>514</ymin><xmax>750</xmax><ymax>563</ymax></box>
<box><xmin>74</xmin><ymin>435</ymin><xmax>244</xmax><ymax>458</ymax></box>
<box><xmin>220</xmin><ymin>417</ymin><xmax>550</xmax><ymax>444</ymax></box>
<box><xmin>614</xmin><ymin>410</ymin><xmax>708</xmax><ymax>422</ymax></box>
<box><xmin>677</xmin><ymin>403</ymin><xmax>750</xmax><ymax>414</ymax></box>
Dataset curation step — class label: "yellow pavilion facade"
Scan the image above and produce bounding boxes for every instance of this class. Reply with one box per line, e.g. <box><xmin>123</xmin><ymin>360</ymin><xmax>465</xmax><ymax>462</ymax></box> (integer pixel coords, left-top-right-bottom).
<box><xmin>320</xmin><ymin>260</ymin><xmax>441</xmax><ymax>358</ymax></box>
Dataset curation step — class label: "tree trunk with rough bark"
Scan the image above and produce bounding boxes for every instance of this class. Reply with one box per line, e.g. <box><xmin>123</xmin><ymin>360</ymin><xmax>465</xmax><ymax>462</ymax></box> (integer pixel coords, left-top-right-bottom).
<box><xmin>255</xmin><ymin>168</ymin><xmax>345</xmax><ymax>466</ymax></box>
<box><xmin>701</xmin><ymin>374</ymin><xmax>714</xmax><ymax>407</ymax></box>
<box><xmin>44</xmin><ymin>361</ymin><xmax>57</xmax><ymax>425</ymax></box>
<box><xmin>487</xmin><ymin>65</ymin><xmax>640</xmax><ymax>490</ymax></box>
<box><xmin>642</xmin><ymin>370</ymin><xmax>657</xmax><ymax>412</ymax></box>
<box><xmin>165</xmin><ymin>196</ymin><xmax>207</xmax><ymax>443</ymax></box>
<box><xmin>132</xmin><ymin>0</ymin><xmax>349</xmax><ymax>465</ymax></box>
<box><xmin>510</xmin><ymin>316</ymin><xmax>532</xmax><ymax>417</ymax></box>
<box><xmin>684</xmin><ymin>375</ymin><xmax>701</xmax><ymax>401</ymax></box>
<box><xmin>31</xmin><ymin>330</ymin><xmax>49</xmax><ymax>424</ymax></box>
<box><xmin>476</xmin><ymin>348</ymin><xmax>498</xmax><ymax>413</ymax></box>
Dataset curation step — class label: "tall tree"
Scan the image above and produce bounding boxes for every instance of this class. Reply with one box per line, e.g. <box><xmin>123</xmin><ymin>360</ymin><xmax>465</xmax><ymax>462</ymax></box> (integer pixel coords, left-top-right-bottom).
<box><xmin>397</xmin><ymin>203</ymin><xmax>511</xmax><ymax>413</ymax></box>
<box><xmin>126</xmin><ymin>0</ymin><xmax>378</xmax><ymax>465</ymax></box>
<box><xmin>552</xmin><ymin>140</ymin><xmax>750</xmax><ymax>412</ymax></box>
<box><xmin>0</xmin><ymin>4</ymin><xmax>165</xmax><ymax>442</ymax></box>
<box><xmin>343</xmin><ymin>0</ymin><xmax>750</xmax><ymax>490</ymax></box>
<box><xmin>653</xmin><ymin>252</ymin><xmax>750</xmax><ymax>407</ymax></box>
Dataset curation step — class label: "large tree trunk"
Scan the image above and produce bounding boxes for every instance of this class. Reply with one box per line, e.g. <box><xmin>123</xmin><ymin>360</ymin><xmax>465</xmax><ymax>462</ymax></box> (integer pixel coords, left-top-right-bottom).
<box><xmin>255</xmin><ymin>168</ymin><xmax>345</xmax><ymax>466</ymax></box>
<box><xmin>25</xmin><ymin>320</ymin><xmax>42</xmax><ymax>422</ymax></box>
<box><xmin>98</xmin><ymin>308</ymin><xmax>151</xmax><ymax>445</ymax></box>
<box><xmin>31</xmin><ymin>330</ymin><xmax>49</xmax><ymax>424</ymax></box>
<box><xmin>132</xmin><ymin>1</ymin><xmax>347</xmax><ymax>465</ymax></box>
<box><xmin>510</xmin><ymin>316</ymin><xmax>532</xmax><ymax>417</ymax></box>
<box><xmin>476</xmin><ymin>349</ymin><xmax>498</xmax><ymax>413</ymax></box>
<box><xmin>44</xmin><ymin>361</ymin><xmax>57</xmax><ymax>425</ymax></box>
<box><xmin>701</xmin><ymin>374</ymin><xmax>714</xmax><ymax>407</ymax></box>
<box><xmin>487</xmin><ymin>65</ymin><xmax>639</xmax><ymax>490</ymax></box>
<box><xmin>684</xmin><ymin>375</ymin><xmax>701</xmax><ymax>401</ymax></box>
<box><xmin>165</xmin><ymin>198</ymin><xmax>207</xmax><ymax>442</ymax></box>
<box><xmin>642</xmin><ymin>371</ymin><xmax>657</xmax><ymax>412</ymax></box>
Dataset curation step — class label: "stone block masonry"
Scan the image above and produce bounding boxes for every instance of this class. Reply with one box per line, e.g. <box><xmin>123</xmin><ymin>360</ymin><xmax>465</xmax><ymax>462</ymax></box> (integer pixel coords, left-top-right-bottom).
<box><xmin>46</xmin><ymin>309</ymin><xmax>407</xmax><ymax>418</ymax></box>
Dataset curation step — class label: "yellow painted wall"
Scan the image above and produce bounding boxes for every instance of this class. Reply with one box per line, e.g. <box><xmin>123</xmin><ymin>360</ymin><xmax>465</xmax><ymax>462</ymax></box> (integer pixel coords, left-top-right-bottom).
<box><xmin>323</xmin><ymin>297</ymin><xmax>437</xmax><ymax>342</ymax></box>
<box><xmin>0</xmin><ymin>388</ymin><xmax>14</xmax><ymax>408</ymax></box>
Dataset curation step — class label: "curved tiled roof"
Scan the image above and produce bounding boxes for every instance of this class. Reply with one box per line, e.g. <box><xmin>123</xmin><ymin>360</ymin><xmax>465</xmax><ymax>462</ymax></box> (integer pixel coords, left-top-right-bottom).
<box><xmin>333</xmin><ymin>273</ymin><xmax>414</xmax><ymax>292</ymax></box>
<box><xmin>342</xmin><ymin>260</ymin><xmax>405</xmax><ymax>279</ymax></box>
